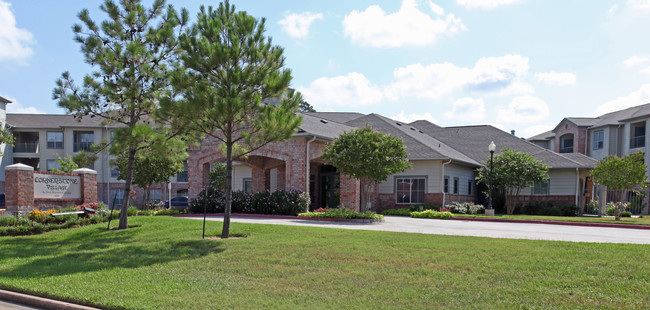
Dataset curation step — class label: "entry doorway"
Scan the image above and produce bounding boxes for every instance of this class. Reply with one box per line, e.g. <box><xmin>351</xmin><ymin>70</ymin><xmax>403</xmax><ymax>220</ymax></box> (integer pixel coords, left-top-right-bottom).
<box><xmin>319</xmin><ymin>165</ymin><xmax>340</xmax><ymax>209</ymax></box>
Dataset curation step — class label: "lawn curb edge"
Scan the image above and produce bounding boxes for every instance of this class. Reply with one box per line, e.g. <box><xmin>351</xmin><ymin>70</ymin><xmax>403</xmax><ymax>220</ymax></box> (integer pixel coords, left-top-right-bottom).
<box><xmin>450</xmin><ymin>217</ymin><xmax>650</xmax><ymax>230</ymax></box>
<box><xmin>0</xmin><ymin>288</ymin><xmax>100</xmax><ymax>310</ymax></box>
<box><xmin>174</xmin><ymin>213</ymin><xmax>384</xmax><ymax>223</ymax></box>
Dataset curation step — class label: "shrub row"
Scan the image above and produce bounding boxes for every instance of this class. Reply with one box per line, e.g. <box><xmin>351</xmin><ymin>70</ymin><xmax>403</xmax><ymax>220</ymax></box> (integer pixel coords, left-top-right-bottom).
<box><xmin>189</xmin><ymin>189</ymin><xmax>310</xmax><ymax>216</ymax></box>
<box><xmin>298</xmin><ymin>208</ymin><xmax>383</xmax><ymax>220</ymax></box>
<box><xmin>445</xmin><ymin>202</ymin><xmax>485</xmax><ymax>215</ymax></box>
<box><xmin>519</xmin><ymin>201</ymin><xmax>578</xmax><ymax>216</ymax></box>
<box><xmin>411</xmin><ymin>210</ymin><xmax>453</xmax><ymax>219</ymax></box>
<box><xmin>381</xmin><ymin>208</ymin><xmax>413</xmax><ymax>216</ymax></box>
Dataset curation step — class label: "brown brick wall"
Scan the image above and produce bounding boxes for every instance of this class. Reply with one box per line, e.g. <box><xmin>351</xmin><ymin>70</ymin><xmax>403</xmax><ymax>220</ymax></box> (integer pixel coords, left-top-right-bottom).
<box><xmin>553</xmin><ymin>120</ymin><xmax>588</xmax><ymax>155</ymax></box>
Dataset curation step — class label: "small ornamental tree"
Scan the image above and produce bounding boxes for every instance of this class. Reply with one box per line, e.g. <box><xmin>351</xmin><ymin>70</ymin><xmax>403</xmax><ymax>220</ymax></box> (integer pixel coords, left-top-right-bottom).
<box><xmin>476</xmin><ymin>147</ymin><xmax>549</xmax><ymax>214</ymax></box>
<box><xmin>322</xmin><ymin>126</ymin><xmax>411</xmax><ymax>211</ymax></box>
<box><xmin>160</xmin><ymin>1</ymin><xmax>302</xmax><ymax>238</ymax></box>
<box><xmin>591</xmin><ymin>152</ymin><xmax>647</xmax><ymax>220</ymax></box>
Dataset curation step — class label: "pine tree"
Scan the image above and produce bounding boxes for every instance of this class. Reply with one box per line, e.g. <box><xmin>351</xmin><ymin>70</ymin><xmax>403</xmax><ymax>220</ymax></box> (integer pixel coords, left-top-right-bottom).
<box><xmin>160</xmin><ymin>1</ymin><xmax>302</xmax><ymax>238</ymax></box>
<box><xmin>53</xmin><ymin>0</ymin><xmax>189</xmax><ymax>229</ymax></box>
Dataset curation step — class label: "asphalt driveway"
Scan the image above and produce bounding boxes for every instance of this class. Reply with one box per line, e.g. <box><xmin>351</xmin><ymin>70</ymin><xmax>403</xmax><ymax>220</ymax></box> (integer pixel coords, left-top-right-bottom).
<box><xmin>189</xmin><ymin>215</ymin><xmax>650</xmax><ymax>244</ymax></box>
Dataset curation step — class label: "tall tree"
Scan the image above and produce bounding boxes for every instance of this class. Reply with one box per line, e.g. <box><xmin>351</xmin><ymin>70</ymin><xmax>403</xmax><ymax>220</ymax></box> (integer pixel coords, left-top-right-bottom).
<box><xmin>322</xmin><ymin>126</ymin><xmax>411</xmax><ymax>211</ymax></box>
<box><xmin>53</xmin><ymin>0</ymin><xmax>189</xmax><ymax>229</ymax></box>
<box><xmin>591</xmin><ymin>152</ymin><xmax>647</xmax><ymax>220</ymax></box>
<box><xmin>476</xmin><ymin>148</ymin><xmax>549</xmax><ymax>214</ymax></box>
<box><xmin>299</xmin><ymin>99</ymin><xmax>315</xmax><ymax>113</ymax></box>
<box><xmin>160</xmin><ymin>2</ymin><xmax>302</xmax><ymax>238</ymax></box>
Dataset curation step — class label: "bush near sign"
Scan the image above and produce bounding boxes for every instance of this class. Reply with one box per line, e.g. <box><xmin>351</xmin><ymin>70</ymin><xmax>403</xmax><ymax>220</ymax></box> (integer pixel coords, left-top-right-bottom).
<box><xmin>33</xmin><ymin>173</ymin><xmax>81</xmax><ymax>199</ymax></box>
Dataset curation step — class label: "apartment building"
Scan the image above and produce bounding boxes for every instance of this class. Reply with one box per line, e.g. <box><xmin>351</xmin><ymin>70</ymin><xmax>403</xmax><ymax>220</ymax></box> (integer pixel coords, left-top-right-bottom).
<box><xmin>528</xmin><ymin>103</ymin><xmax>650</xmax><ymax>176</ymax></box>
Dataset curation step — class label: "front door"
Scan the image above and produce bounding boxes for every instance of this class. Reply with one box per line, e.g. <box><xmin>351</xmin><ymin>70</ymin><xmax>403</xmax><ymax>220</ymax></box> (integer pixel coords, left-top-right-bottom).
<box><xmin>319</xmin><ymin>165</ymin><xmax>340</xmax><ymax>209</ymax></box>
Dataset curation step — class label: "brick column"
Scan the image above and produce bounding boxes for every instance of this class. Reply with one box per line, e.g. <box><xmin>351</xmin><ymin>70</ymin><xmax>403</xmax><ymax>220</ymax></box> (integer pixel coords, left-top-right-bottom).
<box><xmin>5</xmin><ymin>163</ymin><xmax>34</xmax><ymax>215</ymax></box>
<box><xmin>285</xmin><ymin>158</ymin><xmax>306</xmax><ymax>192</ymax></box>
<box><xmin>73</xmin><ymin>168</ymin><xmax>97</xmax><ymax>204</ymax></box>
<box><xmin>251</xmin><ymin>166</ymin><xmax>269</xmax><ymax>193</ymax></box>
<box><xmin>340</xmin><ymin>174</ymin><xmax>360</xmax><ymax>212</ymax></box>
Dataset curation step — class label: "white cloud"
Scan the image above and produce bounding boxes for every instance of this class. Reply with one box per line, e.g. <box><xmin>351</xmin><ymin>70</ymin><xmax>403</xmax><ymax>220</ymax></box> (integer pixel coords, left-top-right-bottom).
<box><xmin>1</xmin><ymin>94</ymin><xmax>44</xmax><ymax>114</ymax></box>
<box><xmin>524</xmin><ymin>124</ymin><xmax>555</xmax><ymax>138</ymax></box>
<box><xmin>278</xmin><ymin>11</ymin><xmax>323</xmax><ymax>39</ymax></box>
<box><xmin>342</xmin><ymin>0</ymin><xmax>466</xmax><ymax>47</ymax></box>
<box><xmin>534</xmin><ymin>71</ymin><xmax>577</xmax><ymax>86</ymax></box>
<box><xmin>628</xmin><ymin>0</ymin><xmax>650</xmax><ymax>10</ymax></box>
<box><xmin>623</xmin><ymin>55</ymin><xmax>650</xmax><ymax>67</ymax></box>
<box><xmin>456</xmin><ymin>0</ymin><xmax>521</xmax><ymax>10</ymax></box>
<box><xmin>391</xmin><ymin>111</ymin><xmax>437</xmax><ymax>124</ymax></box>
<box><xmin>608</xmin><ymin>4</ymin><xmax>619</xmax><ymax>15</ymax></box>
<box><xmin>443</xmin><ymin>97</ymin><xmax>486</xmax><ymax>121</ymax></box>
<box><xmin>594</xmin><ymin>83</ymin><xmax>650</xmax><ymax>115</ymax></box>
<box><xmin>496</xmin><ymin>95</ymin><xmax>549</xmax><ymax>124</ymax></box>
<box><xmin>386</xmin><ymin>54</ymin><xmax>530</xmax><ymax>100</ymax></box>
<box><xmin>298</xmin><ymin>72</ymin><xmax>384</xmax><ymax>109</ymax></box>
<box><xmin>0</xmin><ymin>0</ymin><xmax>35</xmax><ymax>61</ymax></box>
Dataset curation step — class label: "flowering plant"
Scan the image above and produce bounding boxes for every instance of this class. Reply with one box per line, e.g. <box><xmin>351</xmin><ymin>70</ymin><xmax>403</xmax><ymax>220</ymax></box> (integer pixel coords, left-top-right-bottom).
<box><xmin>313</xmin><ymin>208</ymin><xmax>327</xmax><ymax>213</ymax></box>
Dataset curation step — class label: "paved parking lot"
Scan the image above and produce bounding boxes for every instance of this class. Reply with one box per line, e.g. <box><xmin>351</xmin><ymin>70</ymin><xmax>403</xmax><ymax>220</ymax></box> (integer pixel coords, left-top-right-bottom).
<box><xmin>190</xmin><ymin>215</ymin><xmax>650</xmax><ymax>244</ymax></box>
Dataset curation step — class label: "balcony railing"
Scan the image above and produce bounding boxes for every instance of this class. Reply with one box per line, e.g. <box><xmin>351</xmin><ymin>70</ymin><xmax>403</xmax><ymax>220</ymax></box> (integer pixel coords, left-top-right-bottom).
<box><xmin>14</xmin><ymin>142</ymin><xmax>38</xmax><ymax>153</ymax></box>
<box><xmin>73</xmin><ymin>142</ymin><xmax>93</xmax><ymax>152</ymax></box>
<box><xmin>630</xmin><ymin>135</ymin><xmax>645</xmax><ymax>149</ymax></box>
<box><xmin>176</xmin><ymin>171</ymin><xmax>188</xmax><ymax>182</ymax></box>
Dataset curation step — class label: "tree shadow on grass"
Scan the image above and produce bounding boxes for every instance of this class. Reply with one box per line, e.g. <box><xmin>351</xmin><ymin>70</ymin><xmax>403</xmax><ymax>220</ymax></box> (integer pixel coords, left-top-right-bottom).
<box><xmin>0</xmin><ymin>227</ymin><xmax>225</xmax><ymax>279</ymax></box>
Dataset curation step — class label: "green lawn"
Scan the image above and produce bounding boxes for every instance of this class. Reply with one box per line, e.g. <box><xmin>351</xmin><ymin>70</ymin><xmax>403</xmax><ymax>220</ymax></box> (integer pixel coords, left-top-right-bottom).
<box><xmin>452</xmin><ymin>213</ymin><xmax>650</xmax><ymax>226</ymax></box>
<box><xmin>0</xmin><ymin>217</ymin><xmax>648</xmax><ymax>309</ymax></box>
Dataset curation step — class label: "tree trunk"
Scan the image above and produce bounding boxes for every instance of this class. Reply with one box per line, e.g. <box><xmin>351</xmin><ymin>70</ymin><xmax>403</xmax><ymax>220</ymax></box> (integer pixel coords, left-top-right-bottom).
<box><xmin>118</xmin><ymin>147</ymin><xmax>137</xmax><ymax>229</ymax></box>
<box><xmin>221</xmin><ymin>138</ymin><xmax>233</xmax><ymax>239</ymax></box>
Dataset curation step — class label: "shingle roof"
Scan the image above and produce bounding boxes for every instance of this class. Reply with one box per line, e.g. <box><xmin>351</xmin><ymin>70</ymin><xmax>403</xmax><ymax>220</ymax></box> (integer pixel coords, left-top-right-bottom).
<box><xmin>6</xmin><ymin>114</ymin><xmax>122</xmax><ymax>129</ymax></box>
<box><xmin>303</xmin><ymin>112</ymin><xmax>365</xmax><ymax>124</ymax></box>
<box><xmin>528</xmin><ymin>130</ymin><xmax>554</xmax><ymax>141</ymax></box>
<box><xmin>415</xmin><ymin>124</ymin><xmax>595</xmax><ymax>169</ymax></box>
<box><xmin>296</xmin><ymin>113</ymin><xmax>356</xmax><ymax>140</ymax></box>
<box><xmin>0</xmin><ymin>96</ymin><xmax>11</xmax><ymax>104</ymax></box>
<box><xmin>345</xmin><ymin>114</ymin><xmax>479</xmax><ymax>165</ymax></box>
<box><xmin>589</xmin><ymin>102</ymin><xmax>650</xmax><ymax>128</ymax></box>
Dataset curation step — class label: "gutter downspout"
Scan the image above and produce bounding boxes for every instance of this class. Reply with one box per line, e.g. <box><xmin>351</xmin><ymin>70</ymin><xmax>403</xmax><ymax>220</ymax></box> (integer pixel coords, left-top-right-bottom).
<box><xmin>441</xmin><ymin>159</ymin><xmax>452</xmax><ymax>208</ymax></box>
<box><xmin>104</xmin><ymin>125</ymin><xmax>109</xmax><ymax>205</ymax></box>
<box><xmin>306</xmin><ymin>136</ymin><xmax>316</xmax><ymax>195</ymax></box>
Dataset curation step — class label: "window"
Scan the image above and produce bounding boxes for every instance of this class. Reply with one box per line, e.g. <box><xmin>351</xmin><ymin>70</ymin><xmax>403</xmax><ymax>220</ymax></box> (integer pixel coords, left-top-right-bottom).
<box><xmin>453</xmin><ymin>177</ymin><xmax>459</xmax><ymax>194</ymax></box>
<box><xmin>177</xmin><ymin>161</ymin><xmax>188</xmax><ymax>182</ymax></box>
<box><xmin>592</xmin><ymin>130</ymin><xmax>604</xmax><ymax>150</ymax></box>
<box><xmin>559</xmin><ymin>134</ymin><xmax>573</xmax><ymax>153</ymax></box>
<box><xmin>112</xmin><ymin>189</ymin><xmax>125</xmax><ymax>206</ymax></box>
<box><xmin>176</xmin><ymin>189</ymin><xmax>188</xmax><ymax>197</ymax></box>
<box><xmin>73</xmin><ymin>131</ymin><xmax>94</xmax><ymax>152</ymax></box>
<box><xmin>443</xmin><ymin>176</ymin><xmax>449</xmax><ymax>193</ymax></box>
<box><xmin>111</xmin><ymin>166</ymin><xmax>120</xmax><ymax>178</ymax></box>
<box><xmin>148</xmin><ymin>190</ymin><xmax>161</xmax><ymax>201</ymax></box>
<box><xmin>47</xmin><ymin>132</ymin><xmax>63</xmax><ymax>149</ymax></box>
<box><xmin>630</xmin><ymin>123</ymin><xmax>646</xmax><ymax>148</ymax></box>
<box><xmin>533</xmin><ymin>181</ymin><xmax>549</xmax><ymax>195</ymax></box>
<box><xmin>396</xmin><ymin>177</ymin><xmax>425</xmax><ymax>204</ymax></box>
<box><xmin>47</xmin><ymin>159</ymin><xmax>61</xmax><ymax>171</ymax></box>
<box><xmin>467</xmin><ymin>181</ymin><xmax>472</xmax><ymax>195</ymax></box>
<box><xmin>243</xmin><ymin>178</ymin><xmax>252</xmax><ymax>194</ymax></box>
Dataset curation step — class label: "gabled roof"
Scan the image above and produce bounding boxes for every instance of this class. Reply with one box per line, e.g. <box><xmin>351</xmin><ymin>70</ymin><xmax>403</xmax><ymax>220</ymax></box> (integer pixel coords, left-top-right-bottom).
<box><xmin>6</xmin><ymin>114</ymin><xmax>122</xmax><ymax>129</ymax></box>
<box><xmin>303</xmin><ymin>112</ymin><xmax>365</xmax><ymax>124</ymax></box>
<box><xmin>0</xmin><ymin>96</ymin><xmax>11</xmax><ymax>104</ymax></box>
<box><xmin>345</xmin><ymin>114</ymin><xmax>479</xmax><ymax>165</ymax></box>
<box><xmin>590</xmin><ymin>102</ymin><xmax>650</xmax><ymax>128</ymax></box>
<box><xmin>528</xmin><ymin>130</ymin><xmax>554</xmax><ymax>141</ymax></box>
<box><xmin>296</xmin><ymin>113</ymin><xmax>356</xmax><ymax>140</ymax></box>
<box><xmin>415</xmin><ymin>124</ymin><xmax>596</xmax><ymax>169</ymax></box>
<box><xmin>552</xmin><ymin>117</ymin><xmax>599</xmax><ymax>132</ymax></box>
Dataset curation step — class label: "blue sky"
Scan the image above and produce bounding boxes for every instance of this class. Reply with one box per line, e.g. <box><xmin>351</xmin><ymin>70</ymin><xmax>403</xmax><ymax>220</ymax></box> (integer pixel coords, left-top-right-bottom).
<box><xmin>2</xmin><ymin>0</ymin><xmax>650</xmax><ymax>138</ymax></box>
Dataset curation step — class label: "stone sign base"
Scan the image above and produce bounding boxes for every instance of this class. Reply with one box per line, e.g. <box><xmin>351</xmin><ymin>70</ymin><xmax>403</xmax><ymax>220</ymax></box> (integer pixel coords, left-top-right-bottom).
<box><xmin>4</xmin><ymin>164</ymin><xmax>97</xmax><ymax>215</ymax></box>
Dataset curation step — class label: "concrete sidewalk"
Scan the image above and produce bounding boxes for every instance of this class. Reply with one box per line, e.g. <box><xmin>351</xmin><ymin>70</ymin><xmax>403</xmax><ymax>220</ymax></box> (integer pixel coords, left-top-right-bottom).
<box><xmin>187</xmin><ymin>215</ymin><xmax>650</xmax><ymax>244</ymax></box>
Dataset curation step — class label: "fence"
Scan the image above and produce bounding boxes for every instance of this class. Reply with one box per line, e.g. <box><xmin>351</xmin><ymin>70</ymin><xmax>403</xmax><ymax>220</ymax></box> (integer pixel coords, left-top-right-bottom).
<box><xmin>582</xmin><ymin>187</ymin><xmax>649</xmax><ymax>215</ymax></box>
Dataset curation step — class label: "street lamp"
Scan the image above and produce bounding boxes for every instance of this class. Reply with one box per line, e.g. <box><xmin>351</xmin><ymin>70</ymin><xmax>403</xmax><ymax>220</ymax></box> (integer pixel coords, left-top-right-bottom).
<box><xmin>487</xmin><ymin>141</ymin><xmax>496</xmax><ymax>216</ymax></box>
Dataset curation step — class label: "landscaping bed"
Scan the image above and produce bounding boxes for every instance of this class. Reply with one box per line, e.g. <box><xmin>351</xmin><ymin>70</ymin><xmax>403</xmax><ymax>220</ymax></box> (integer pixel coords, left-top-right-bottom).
<box><xmin>0</xmin><ymin>216</ymin><xmax>647</xmax><ymax>309</ymax></box>
<box><xmin>298</xmin><ymin>208</ymin><xmax>384</xmax><ymax>222</ymax></box>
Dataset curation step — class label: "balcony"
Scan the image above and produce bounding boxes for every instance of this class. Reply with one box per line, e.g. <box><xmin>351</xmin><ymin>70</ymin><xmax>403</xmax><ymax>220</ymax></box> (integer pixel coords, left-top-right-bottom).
<box><xmin>559</xmin><ymin>146</ymin><xmax>573</xmax><ymax>153</ymax></box>
<box><xmin>14</xmin><ymin>142</ymin><xmax>38</xmax><ymax>153</ymax></box>
<box><xmin>73</xmin><ymin>142</ymin><xmax>93</xmax><ymax>152</ymax></box>
<box><xmin>630</xmin><ymin>135</ymin><xmax>645</xmax><ymax>149</ymax></box>
<box><xmin>176</xmin><ymin>171</ymin><xmax>188</xmax><ymax>182</ymax></box>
